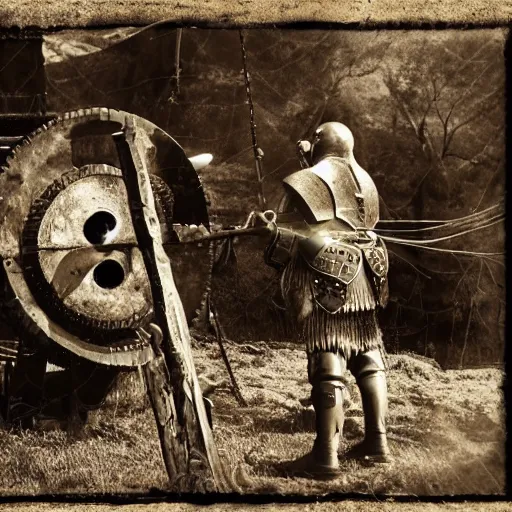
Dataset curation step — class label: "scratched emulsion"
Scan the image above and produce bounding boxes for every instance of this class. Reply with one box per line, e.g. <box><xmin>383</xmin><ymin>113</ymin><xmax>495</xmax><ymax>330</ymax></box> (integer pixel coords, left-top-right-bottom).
<box><xmin>0</xmin><ymin>0</ymin><xmax>510</xmax><ymax>28</ymax></box>
<box><xmin>0</xmin><ymin>7</ymin><xmax>508</xmax><ymax>512</ymax></box>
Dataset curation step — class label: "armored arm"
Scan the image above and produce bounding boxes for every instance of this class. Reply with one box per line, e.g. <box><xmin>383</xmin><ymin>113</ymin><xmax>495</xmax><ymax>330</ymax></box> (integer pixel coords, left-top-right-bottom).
<box><xmin>264</xmin><ymin>227</ymin><xmax>298</xmax><ymax>271</ymax></box>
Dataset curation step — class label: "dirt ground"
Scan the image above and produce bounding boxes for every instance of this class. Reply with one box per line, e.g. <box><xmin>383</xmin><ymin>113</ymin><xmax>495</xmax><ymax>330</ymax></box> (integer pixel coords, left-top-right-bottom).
<box><xmin>0</xmin><ymin>339</ymin><xmax>505</xmax><ymax>497</ymax></box>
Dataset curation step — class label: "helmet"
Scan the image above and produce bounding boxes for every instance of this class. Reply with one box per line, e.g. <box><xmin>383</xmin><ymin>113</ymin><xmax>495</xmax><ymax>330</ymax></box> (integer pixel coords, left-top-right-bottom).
<box><xmin>310</xmin><ymin>122</ymin><xmax>354</xmax><ymax>164</ymax></box>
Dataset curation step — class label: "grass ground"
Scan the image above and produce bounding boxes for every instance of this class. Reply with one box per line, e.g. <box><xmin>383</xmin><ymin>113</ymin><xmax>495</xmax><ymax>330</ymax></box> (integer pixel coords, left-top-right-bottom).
<box><xmin>0</xmin><ymin>339</ymin><xmax>505</xmax><ymax>497</ymax></box>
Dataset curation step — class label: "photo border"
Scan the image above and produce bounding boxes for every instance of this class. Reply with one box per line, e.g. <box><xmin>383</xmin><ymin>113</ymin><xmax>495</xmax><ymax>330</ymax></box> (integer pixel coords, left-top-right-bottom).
<box><xmin>0</xmin><ymin>1</ymin><xmax>510</xmax><ymax>510</ymax></box>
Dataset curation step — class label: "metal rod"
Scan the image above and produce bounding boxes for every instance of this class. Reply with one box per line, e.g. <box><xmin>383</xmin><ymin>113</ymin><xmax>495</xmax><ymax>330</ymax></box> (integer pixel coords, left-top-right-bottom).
<box><xmin>210</xmin><ymin>302</ymin><xmax>248</xmax><ymax>408</ymax></box>
<box><xmin>2</xmin><ymin>361</ymin><xmax>13</xmax><ymax>422</ymax></box>
<box><xmin>239</xmin><ymin>30</ymin><xmax>266</xmax><ymax>209</ymax></box>
<box><xmin>0</xmin><ymin>347</ymin><xmax>18</xmax><ymax>356</ymax></box>
<box><xmin>22</xmin><ymin>226</ymin><xmax>272</xmax><ymax>252</ymax></box>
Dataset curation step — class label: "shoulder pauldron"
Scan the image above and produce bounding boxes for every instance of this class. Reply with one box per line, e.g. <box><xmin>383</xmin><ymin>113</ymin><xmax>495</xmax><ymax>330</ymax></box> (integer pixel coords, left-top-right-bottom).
<box><xmin>282</xmin><ymin>158</ymin><xmax>379</xmax><ymax>229</ymax></box>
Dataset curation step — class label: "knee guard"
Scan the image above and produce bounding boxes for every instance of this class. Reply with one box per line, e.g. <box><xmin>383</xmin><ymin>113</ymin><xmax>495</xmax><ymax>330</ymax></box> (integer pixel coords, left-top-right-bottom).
<box><xmin>311</xmin><ymin>380</ymin><xmax>343</xmax><ymax>409</ymax></box>
<box><xmin>350</xmin><ymin>348</ymin><xmax>386</xmax><ymax>382</ymax></box>
<box><xmin>308</xmin><ymin>351</ymin><xmax>345</xmax><ymax>385</ymax></box>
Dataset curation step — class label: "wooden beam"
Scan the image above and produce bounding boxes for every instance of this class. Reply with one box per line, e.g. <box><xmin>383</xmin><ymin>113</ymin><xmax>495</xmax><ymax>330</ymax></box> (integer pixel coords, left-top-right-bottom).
<box><xmin>112</xmin><ymin>116</ymin><xmax>231</xmax><ymax>493</ymax></box>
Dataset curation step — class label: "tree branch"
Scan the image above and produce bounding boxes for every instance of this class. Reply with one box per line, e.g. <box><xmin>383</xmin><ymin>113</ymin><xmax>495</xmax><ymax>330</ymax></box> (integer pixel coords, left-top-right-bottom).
<box><xmin>445</xmin><ymin>86</ymin><xmax>503</xmax><ymax>151</ymax></box>
<box><xmin>474</xmin><ymin>157</ymin><xmax>503</xmax><ymax>211</ymax></box>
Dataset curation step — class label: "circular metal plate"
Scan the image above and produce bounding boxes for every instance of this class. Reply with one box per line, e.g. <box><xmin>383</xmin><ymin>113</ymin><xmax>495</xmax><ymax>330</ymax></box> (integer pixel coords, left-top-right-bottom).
<box><xmin>0</xmin><ymin>108</ymin><xmax>212</xmax><ymax>365</ymax></box>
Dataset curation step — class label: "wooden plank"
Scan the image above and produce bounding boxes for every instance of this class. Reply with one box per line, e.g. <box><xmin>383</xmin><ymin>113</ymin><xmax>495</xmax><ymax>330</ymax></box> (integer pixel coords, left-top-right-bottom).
<box><xmin>112</xmin><ymin>116</ymin><xmax>231</xmax><ymax>493</ymax></box>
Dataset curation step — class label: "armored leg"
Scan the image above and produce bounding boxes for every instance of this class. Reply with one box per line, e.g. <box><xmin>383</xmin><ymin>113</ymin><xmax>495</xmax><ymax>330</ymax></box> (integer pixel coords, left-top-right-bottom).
<box><xmin>346</xmin><ymin>348</ymin><xmax>391</xmax><ymax>463</ymax></box>
<box><xmin>280</xmin><ymin>351</ymin><xmax>345</xmax><ymax>479</ymax></box>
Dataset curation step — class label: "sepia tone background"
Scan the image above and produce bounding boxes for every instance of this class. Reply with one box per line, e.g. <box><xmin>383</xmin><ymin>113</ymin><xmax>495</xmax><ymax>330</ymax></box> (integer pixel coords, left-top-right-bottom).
<box><xmin>0</xmin><ymin>0</ymin><xmax>510</xmax><ymax>510</ymax></box>
<box><xmin>35</xmin><ymin>26</ymin><xmax>506</xmax><ymax>369</ymax></box>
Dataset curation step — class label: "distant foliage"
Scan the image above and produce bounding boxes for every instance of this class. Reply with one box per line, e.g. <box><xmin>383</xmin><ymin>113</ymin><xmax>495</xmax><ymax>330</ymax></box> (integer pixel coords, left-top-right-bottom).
<box><xmin>44</xmin><ymin>28</ymin><xmax>506</xmax><ymax>368</ymax></box>
<box><xmin>199</xmin><ymin>162</ymin><xmax>260</xmax><ymax>225</ymax></box>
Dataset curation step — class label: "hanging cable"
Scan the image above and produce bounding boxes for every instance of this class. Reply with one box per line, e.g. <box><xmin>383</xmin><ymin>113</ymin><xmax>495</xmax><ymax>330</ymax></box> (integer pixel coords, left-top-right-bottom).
<box><xmin>375</xmin><ymin>213</ymin><xmax>504</xmax><ymax>244</ymax></box>
<box><xmin>378</xmin><ymin>216</ymin><xmax>503</xmax><ymax>246</ymax></box>
<box><xmin>383</xmin><ymin>240</ymin><xmax>504</xmax><ymax>257</ymax></box>
<box><xmin>375</xmin><ymin>203</ymin><xmax>504</xmax><ymax>236</ymax></box>
<box><xmin>375</xmin><ymin>212</ymin><xmax>504</xmax><ymax>237</ymax></box>
<box><xmin>239</xmin><ymin>29</ymin><xmax>266</xmax><ymax>209</ymax></box>
<box><xmin>376</xmin><ymin>201</ymin><xmax>503</xmax><ymax>228</ymax></box>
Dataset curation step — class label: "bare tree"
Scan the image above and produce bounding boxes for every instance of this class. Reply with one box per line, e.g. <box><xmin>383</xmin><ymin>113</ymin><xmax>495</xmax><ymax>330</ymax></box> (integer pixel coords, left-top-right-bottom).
<box><xmin>382</xmin><ymin>30</ymin><xmax>505</xmax><ymax>221</ymax></box>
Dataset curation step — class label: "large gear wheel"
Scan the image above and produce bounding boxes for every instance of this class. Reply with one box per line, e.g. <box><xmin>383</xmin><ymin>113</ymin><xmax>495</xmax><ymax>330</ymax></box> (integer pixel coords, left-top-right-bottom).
<box><xmin>0</xmin><ymin>107</ymin><xmax>212</xmax><ymax>367</ymax></box>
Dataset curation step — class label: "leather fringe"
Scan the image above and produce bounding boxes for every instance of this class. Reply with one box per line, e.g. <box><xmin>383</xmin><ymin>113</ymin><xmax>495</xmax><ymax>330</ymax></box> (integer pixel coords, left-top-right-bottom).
<box><xmin>342</xmin><ymin>268</ymin><xmax>376</xmax><ymax>313</ymax></box>
<box><xmin>302</xmin><ymin>307</ymin><xmax>383</xmax><ymax>356</ymax></box>
<box><xmin>281</xmin><ymin>250</ymin><xmax>383</xmax><ymax>356</ymax></box>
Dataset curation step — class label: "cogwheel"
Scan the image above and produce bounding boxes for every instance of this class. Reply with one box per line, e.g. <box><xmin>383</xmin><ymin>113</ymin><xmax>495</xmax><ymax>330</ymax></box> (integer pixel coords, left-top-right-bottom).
<box><xmin>0</xmin><ymin>107</ymin><xmax>213</xmax><ymax>366</ymax></box>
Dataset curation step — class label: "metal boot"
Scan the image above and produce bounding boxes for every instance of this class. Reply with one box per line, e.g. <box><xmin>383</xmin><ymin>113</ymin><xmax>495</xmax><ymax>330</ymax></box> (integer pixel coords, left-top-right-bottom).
<box><xmin>345</xmin><ymin>369</ymin><xmax>392</xmax><ymax>463</ymax></box>
<box><xmin>278</xmin><ymin>352</ymin><xmax>345</xmax><ymax>479</ymax></box>
<box><xmin>310</xmin><ymin>380</ymin><xmax>345</xmax><ymax>472</ymax></box>
<box><xmin>344</xmin><ymin>349</ymin><xmax>392</xmax><ymax>463</ymax></box>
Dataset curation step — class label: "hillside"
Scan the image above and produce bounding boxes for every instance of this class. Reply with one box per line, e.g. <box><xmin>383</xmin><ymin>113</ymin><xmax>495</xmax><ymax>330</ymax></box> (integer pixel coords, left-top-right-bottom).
<box><xmin>0</xmin><ymin>340</ymin><xmax>504</xmax><ymax>496</ymax></box>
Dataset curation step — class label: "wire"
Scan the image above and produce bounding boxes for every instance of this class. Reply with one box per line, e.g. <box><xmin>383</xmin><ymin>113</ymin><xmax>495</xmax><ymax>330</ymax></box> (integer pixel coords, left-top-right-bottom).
<box><xmin>376</xmin><ymin>201</ymin><xmax>503</xmax><ymax>227</ymax></box>
<box><xmin>383</xmin><ymin>240</ymin><xmax>504</xmax><ymax>257</ymax></box>
<box><xmin>375</xmin><ymin>203</ymin><xmax>504</xmax><ymax>235</ymax></box>
<box><xmin>378</xmin><ymin>215</ymin><xmax>504</xmax><ymax>245</ymax></box>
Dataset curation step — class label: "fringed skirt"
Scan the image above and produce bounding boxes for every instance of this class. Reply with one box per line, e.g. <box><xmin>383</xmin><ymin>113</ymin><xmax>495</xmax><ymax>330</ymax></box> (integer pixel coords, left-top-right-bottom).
<box><xmin>281</xmin><ymin>251</ymin><xmax>384</xmax><ymax>357</ymax></box>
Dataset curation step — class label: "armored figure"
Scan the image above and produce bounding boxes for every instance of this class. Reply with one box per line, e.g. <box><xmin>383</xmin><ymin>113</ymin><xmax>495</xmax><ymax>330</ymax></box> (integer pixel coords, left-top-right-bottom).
<box><xmin>264</xmin><ymin>122</ymin><xmax>392</xmax><ymax>478</ymax></box>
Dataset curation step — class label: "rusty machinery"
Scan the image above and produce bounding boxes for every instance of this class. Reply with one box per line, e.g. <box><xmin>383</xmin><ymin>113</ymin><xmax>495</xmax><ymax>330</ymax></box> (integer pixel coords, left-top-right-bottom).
<box><xmin>0</xmin><ymin>30</ymin><xmax>214</xmax><ymax>429</ymax></box>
